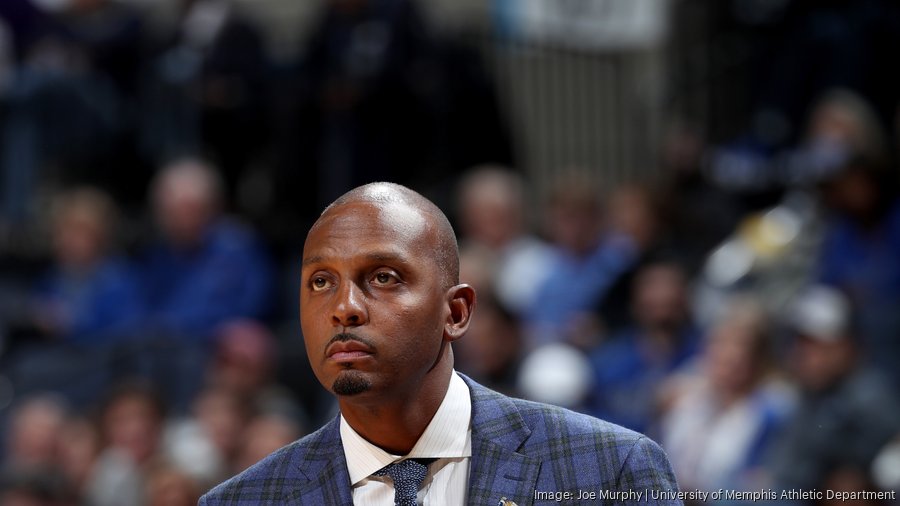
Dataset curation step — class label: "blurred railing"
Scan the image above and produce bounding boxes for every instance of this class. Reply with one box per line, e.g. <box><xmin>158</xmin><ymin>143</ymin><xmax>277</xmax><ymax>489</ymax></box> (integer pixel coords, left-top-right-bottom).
<box><xmin>484</xmin><ymin>39</ymin><xmax>665</xmax><ymax>195</ymax></box>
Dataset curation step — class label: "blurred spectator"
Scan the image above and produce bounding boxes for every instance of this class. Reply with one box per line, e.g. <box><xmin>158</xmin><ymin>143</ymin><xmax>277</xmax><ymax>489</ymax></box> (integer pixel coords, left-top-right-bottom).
<box><xmin>456</xmin><ymin>166</ymin><xmax>552</xmax><ymax>316</ymax></box>
<box><xmin>0</xmin><ymin>468</ymin><xmax>74</xmax><ymax>506</ymax></box>
<box><xmin>745</xmin><ymin>1</ymin><xmax>899</xmax><ymax>150</ymax></box>
<box><xmin>87</xmin><ymin>383</ymin><xmax>166</xmax><ymax>506</ymax></box>
<box><xmin>166</xmin><ymin>386</ymin><xmax>247</xmax><ymax>485</ymax></box>
<box><xmin>526</xmin><ymin>178</ymin><xmax>640</xmax><ymax>346</ymax></box>
<box><xmin>585</xmin><ymin>259</ymin><xmax>700</xmax><ymax>434</ymax></box>
<box><xmin>142</xmin><ymin>0</ymin><xmax>268</xmax><ymax>202</ymax></box>
<box><xmin>809</xmin><ymin>93</ymin><xmax>900</xmax><ymax>389</ymax></box>
<box><xmin>767</xmin><ymin>285</ymin><xmax>900</xmax><ymax>496</ymax></box>
<box><xmin>0</xmin><ymin>396</ymin><xmax>75</xmax><ymax>506</ymax></box>
<box><xmin>660</xmin><ymin>298</ymin><xmax>793</xmax><ymax>494</ymax></box>
<box><xmin>704</xmin><ymin>1</ymin><xmax>900</xmax><ymax>198</ymax></box>
<box><xmin>99</xmin><ymin>383</ymin><xmax>165</xmax><ymax>469</ymax></box>
<box><xmin>166</xmin><ymin>386</ymin><xmax>303</xmax><ymax>482</ymax></box>
<box><xmin>454</xmin><ymin>291</ymin><xmax>522</xmax><ymax>397</ymax></box>
<box><xmin>3</xmin><ymin>394</ymin><xmax>67</xmax><ymax>473</ymax></box>
<box><xmin>142</xmin><ymin>158</ymin><xmax>273</xmax><ymax>340</ymax></box>
<box><xmin>802</xmin><ymin>89</ymin><xmax>889</xmax><ymax>171</ymax></box>
<box><xmin>658</xmin><ymin>119</ymin><xmax>744</xmax><ymax>274</ymax></box>
<box><xmin>29</xmin><ymin>187</ymin><xmax>143</xmax><ymax>343</ymax></box>
<box><xmin>56</xmin><ymin>415</ymin><xmax>100</xmax><ymax>500</ymax></box>
<box><xmin>143</xmin><ymin>463</ymin><xmax>200</xmax><ymax>506</ymax></box>
<box><xmin>457</xmin><ymin>243</ymin><xmax>493</xmax><ymax>296</ymax></box>
<box><xmin>163</xmin><ymin>321</ymin><xmax>307</xmax><ymax>485</ymax></box>
<box><xmin>595</xmin><ymin>183</ymin><xmax>669</xmax><ymax>331</ymax></box>
<box><xmin>232</xmin><ymin>412</ymin><xmax>301</xmax><ymax>475</ymax></box>
<box><xmin>207</xmin><ymin>320</ymin><xmax>305</xmax><ymax>424</ymax></box>
<box><xmin>3</xmin><ymin>188</ymin><xmax>141</xmax><ymax>408</ymax></box>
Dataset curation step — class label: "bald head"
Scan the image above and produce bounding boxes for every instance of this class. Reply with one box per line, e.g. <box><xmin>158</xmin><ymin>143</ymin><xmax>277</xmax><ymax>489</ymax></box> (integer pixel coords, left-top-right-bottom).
<box><xmin>152</xmin><ymin>158</ymin><xmax>223</xmax><ymax>248</ymax></box>
<box><xmin>314</xmin><ymin>182</ymin><xmax>460</xmax><ymax>288</ymax></box>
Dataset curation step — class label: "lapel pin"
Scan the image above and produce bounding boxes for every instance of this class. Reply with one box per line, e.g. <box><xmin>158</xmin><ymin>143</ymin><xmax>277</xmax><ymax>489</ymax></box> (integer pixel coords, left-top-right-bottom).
<box><xmin>498</xmin><ymin>498</ymin><xmax>518</xmax><ymax>506</ymax></box>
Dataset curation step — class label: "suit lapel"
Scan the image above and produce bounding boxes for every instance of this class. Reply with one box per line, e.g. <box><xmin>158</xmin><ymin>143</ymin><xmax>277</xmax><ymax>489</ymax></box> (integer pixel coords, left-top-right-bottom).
<box><xmin>284</xmin><ymin>416</ymin><xmax>354</xmax><ymax>505</ymax></box>
<box><xmin>462</xmin><ymin>375</ymin><xmax>541</xmax><ymax>506</ymax></box>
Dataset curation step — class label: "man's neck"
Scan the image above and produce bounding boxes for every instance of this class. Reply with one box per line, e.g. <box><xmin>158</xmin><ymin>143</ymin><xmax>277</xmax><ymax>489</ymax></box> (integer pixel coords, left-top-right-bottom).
<box><xmin>339</xmin><ymin>366</ymin><xmax>453</xmax><ymax>455</ymax></box>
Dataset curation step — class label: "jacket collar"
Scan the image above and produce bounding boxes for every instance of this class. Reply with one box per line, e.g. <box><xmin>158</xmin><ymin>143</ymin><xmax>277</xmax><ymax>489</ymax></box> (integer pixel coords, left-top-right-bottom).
<box><xmin>290</xmin><ymin>374</ymin><xmax>541</xmax><ymax>505</ymax></box>
<box><xmin>291</xmin><ymin>416</ymin><xmax>354</xmax><ymax>504</ymax></box>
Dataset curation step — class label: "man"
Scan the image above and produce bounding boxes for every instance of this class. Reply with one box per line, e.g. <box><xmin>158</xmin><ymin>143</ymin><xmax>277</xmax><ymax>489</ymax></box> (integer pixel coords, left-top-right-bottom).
<box><xmin>587</xmin><ymin>259</ymin><xmax>701</xmax><ymax>434</ymax></box>
<box><xmin>139</xmin><ymin>159</ymin><xmax>273</xmax><ymax>412</ymax></box>
<box><xmin>200</xmin><ymin>182</ymin><xmax>681</xmax><ymax>505</ymax></box>
<box><xmin>768</xmin><ymin>285</ymin><xmax>900</xmax><ymax>498</ymax></box>
<box><xmin>143</xmin><ymin>158</ymin><xmax>273</xmax><ymax>340</ymax></box>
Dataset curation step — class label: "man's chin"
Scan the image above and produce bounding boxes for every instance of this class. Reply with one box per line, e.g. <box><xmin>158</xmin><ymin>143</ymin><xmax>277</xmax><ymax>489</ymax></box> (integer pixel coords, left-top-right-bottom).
<box><xmin>332</xmin><ymin>370</ymin><xmax>373</xmax><ymax>396</ymax></box>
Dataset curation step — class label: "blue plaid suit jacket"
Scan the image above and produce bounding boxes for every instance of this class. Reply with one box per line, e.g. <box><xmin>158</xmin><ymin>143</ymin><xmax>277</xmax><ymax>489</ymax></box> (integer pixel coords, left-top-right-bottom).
<box><xmin>199</xmin><ymin>375</ymin><xmax>681</xmax><ymax>505</ymax></box>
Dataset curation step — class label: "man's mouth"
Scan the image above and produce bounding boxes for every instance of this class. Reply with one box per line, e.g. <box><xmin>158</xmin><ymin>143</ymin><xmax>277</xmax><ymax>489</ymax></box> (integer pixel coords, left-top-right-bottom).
<box><xmin>326</xmin><ymin>339</ymin><xmax>374</xmax><ymax>361</ymax></box>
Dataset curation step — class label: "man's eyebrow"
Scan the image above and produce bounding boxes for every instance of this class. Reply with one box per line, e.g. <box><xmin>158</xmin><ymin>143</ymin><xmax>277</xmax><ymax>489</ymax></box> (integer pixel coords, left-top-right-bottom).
<box><xmin>364</xmin><ymin>251</ymin><xmax>409</xmax><ymax>264</ymax></box>
<box><xmin>302</xmin><ymin>255</ymin><xmax>324</xmax><ymax>266</ymax></box>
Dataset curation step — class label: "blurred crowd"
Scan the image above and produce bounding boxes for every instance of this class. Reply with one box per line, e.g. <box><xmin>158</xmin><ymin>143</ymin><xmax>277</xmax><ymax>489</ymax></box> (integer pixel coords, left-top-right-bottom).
<box><xmin>0</xmin><ymin>0</ymin><xmax>899</xmax><ymax>505</ymax></box>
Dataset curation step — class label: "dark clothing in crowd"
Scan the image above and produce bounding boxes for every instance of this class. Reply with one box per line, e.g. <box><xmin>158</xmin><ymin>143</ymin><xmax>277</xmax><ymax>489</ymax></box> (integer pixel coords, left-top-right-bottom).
<box><xmin>768</xmin><ymin>369</ymin><xmax>900</xmax><ymax>492</ymax></box>
<box><xmin>293</xmin><ymin>0</ymin><xmax>436</xmax><ymax>210</ymax></box>
<box><xmin>817</xmin><ymin>200</ymin><xmax>900</xmax><ymax>388</ymax></box>
<box><xmin>142</xmin><ymin>1</ymin><xmax>268</xmax><ymax>200</ymax></box>
<box><xmin>0</xmin><ymin>1</ymin><xmax>145</xmax><ymax>221</ymax></box>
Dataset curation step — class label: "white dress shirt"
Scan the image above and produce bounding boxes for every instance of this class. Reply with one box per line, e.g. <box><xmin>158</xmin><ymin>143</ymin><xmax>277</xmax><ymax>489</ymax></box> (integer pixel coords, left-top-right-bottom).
<box><xmin>340</xmin><ymin>371</ymin><xmax>472</xmax><ymax>506</ymax></box>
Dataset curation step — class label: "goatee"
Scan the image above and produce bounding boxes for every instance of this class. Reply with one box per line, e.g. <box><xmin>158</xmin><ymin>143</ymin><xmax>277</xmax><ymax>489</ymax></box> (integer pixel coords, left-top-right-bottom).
<box><xmin>333</xmin><ymin>371</ymin><xmax>372</xmax><ymax>396</ymax></box>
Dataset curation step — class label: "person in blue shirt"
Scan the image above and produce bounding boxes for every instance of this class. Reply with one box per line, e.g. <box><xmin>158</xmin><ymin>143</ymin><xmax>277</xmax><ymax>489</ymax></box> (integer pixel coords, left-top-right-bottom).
<box><xmin>141</xmin><ymin>158</ymin><xmax>273</xmax><ymax>341</ymax></box>
<box><xmin>816</xmin><ymin>156</ymin><xmax>900</xmax><ymax>391</ymax></box>
<box><xmin>136</xmin><ymin>158</ymin><xmax>274</xmax><ymax>412</ymax></box>
<box><xmin>526</xmin><ymin>182</ymin><xmax>640</xmax><ymax>347</ymax></box>
<box><xmin>31</xmin><ymin>187</ymin><xmax>144</xmax><ymax>344</ymax></box>
<box><xmin>586</xmin><ymin>260</ymin><xmax>701</xmax><ymax>434</ymax></box>
<box><xmin>10</xmin><ymin>187</ymin><xmax>144</xmax><ymax>407</ymax></box>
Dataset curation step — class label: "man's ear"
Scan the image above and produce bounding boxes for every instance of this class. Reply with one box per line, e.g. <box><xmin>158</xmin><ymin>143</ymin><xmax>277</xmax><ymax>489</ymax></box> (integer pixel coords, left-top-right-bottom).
<box><xmin>444</xmin><ymin>284</ymin><xmax>476</xmax><ymax>342</ymax></box>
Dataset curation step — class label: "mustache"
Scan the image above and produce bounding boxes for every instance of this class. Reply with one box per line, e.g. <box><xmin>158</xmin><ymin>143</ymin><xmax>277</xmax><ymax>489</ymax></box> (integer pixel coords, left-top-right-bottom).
<box><xmin>327</xmin><ymin>332</ymin><xmax>376</xmax><ymax>349</ymax></box>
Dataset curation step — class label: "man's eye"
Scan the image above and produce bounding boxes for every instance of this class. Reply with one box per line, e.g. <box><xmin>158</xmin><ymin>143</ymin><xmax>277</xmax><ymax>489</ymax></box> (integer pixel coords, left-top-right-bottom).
<box><xmin>372</xmin><ymin>272</ymin><xmax>395</xmax><ymax>285</ymax></box>
<box><xmin>311</xmin><ymin>277</ymin><xmax>331</xmax><ymax>291</ymax></box>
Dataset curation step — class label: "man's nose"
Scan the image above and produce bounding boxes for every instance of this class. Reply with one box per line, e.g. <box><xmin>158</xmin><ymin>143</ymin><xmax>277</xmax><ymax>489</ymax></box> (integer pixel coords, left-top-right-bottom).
<box><xmin>332</xmin><ymin>281</ymin><xmax>368</xmax><ymax>327</ymax></box>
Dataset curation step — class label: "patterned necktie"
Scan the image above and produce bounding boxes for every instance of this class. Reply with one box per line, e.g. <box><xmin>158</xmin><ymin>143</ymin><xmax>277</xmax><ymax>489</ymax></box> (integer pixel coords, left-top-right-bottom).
<box><xmin>373</xmin><ymin>458</ymin><xmax>435</xmax><ymax>506</ymax></box>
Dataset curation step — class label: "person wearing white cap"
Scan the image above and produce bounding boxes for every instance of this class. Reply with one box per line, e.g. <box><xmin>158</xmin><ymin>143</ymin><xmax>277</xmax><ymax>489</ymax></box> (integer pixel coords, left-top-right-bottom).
<box><xmin>767</xmin><ymin>285</ymin><xmax>900</xmax><ymax>499</ymax></box>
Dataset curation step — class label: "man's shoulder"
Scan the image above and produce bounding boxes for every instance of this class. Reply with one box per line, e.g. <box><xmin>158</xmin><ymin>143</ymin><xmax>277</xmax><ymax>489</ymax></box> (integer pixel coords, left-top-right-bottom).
<box><xmin>500</xmin><ymin>390</ymin><xmax>648</xmax><ymax>452</ymax></box>
<box><xmin>199</xmin><ymin>419</ymin><xmax>340</xmax><ymax>505</ymax></box>
<box><xmin>467</xmin><ymin>375</ymin><xmax>644</xmax><ymax>445</ymax></box>
<box><xmin>464</xmin><ymin>376</ymin><xmax>681</xmax><ymax>498</ymax></box>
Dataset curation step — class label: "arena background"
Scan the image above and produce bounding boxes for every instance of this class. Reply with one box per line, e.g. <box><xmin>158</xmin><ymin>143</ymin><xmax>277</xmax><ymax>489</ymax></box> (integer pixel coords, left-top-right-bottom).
<box><xmin>1</xmin><ymin>0</ymin><xmax>899</xmax><ymax>504</ymax></box>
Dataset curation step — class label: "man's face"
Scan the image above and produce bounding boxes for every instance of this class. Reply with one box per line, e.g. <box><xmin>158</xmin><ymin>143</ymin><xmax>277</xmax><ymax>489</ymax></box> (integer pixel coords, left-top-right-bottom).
<box><xmin>153</xmin><ymin>179</ymin><xmax>215</xmax><ymax>249</ymax></box>
<box><xmin>793</xmin><ymin>335</ymin><xmax>854</xmax><ymax>392</ymax></box>
<box><xmin>300</xmin><ymin>201</ymin><xmax>451</xmax><ymax>401</ymax></box>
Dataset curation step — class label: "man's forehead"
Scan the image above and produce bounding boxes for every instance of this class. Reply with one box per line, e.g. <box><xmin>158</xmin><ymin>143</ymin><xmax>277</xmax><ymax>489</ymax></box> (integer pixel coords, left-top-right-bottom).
<box><xmin>306</xmin><ymin>200</ymin><xmax>431</xmax><ymax>249</ymax></box>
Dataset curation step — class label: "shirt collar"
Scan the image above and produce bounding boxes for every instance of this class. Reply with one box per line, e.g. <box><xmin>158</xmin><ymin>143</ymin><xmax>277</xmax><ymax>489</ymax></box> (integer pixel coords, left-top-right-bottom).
<box><xmin>340</xmin><ymin>371</ymin><xmax>472</xmax><ymax>485</ymax></box>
